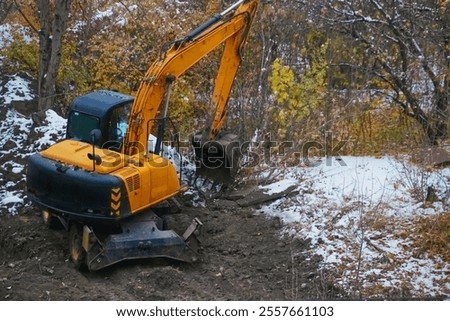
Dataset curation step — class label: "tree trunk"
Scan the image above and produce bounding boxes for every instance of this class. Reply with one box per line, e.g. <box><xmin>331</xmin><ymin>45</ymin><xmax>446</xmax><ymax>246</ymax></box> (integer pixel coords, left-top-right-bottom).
<box><xmin>37</xmin><ymin>0</ymin><xmax>71</xmax><ymax>111</ymax></box>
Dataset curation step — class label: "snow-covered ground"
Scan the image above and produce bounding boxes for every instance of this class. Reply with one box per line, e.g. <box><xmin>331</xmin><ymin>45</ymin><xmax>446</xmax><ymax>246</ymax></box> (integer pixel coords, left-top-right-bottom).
<box><xmin>0</xmin><ymin>107</ymin><xmax>66</xmax><ymax>214</ymax></box>
<box><xmin>0</xmin><ymin>71</ymin><xmax>67</xmax><ymax>215</ymax></box>
<box><xmin>258</xmin><ymin>156</ymin><xmax>450</xmax><ymax>298</ymax></box>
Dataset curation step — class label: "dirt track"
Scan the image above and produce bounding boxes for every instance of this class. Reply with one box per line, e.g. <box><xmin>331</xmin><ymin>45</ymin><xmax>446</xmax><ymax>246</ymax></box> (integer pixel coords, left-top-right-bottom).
<box><xmin>0</xmin><ymin>193</ymin><xmax>340</xmax><ymax>301</ymax></box>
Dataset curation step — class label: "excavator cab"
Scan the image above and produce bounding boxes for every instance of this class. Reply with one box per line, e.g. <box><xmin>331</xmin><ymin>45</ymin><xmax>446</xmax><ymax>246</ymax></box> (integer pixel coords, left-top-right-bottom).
<box><xmin>66</xmin><ymin>90</ymin><xmax>133</xmax><ymax>151</ymax></box>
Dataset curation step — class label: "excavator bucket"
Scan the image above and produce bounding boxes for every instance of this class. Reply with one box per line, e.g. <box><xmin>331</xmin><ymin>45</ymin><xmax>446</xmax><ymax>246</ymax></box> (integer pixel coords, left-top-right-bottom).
<box><xmin>192</xmin><ymin>131</ymin><xmax>241</xmax><ymax>183</ymax></box>
<box><xmin>81</xmin><ymin>211</ymin><xmax>202</xmax><ymax>271</ymax></box>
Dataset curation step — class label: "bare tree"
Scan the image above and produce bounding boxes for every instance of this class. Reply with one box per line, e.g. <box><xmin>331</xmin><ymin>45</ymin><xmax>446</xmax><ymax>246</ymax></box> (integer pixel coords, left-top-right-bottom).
<box><xmin>323</xmin><ymin>0</ymin><xmax>450</xmax><ymax>145</ymax></box>
<box><xmin>37</xmin><ymin>0</ymin><xmax>71</xmax><ymax>111</ymax></box>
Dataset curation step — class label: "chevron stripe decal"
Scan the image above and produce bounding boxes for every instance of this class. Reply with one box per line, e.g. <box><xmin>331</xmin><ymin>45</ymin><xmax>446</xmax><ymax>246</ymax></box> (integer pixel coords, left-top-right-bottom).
<box><xmin>110</xmin><ymin>188</ymin><xmax>121</xmax><ymax>216</ymax></box>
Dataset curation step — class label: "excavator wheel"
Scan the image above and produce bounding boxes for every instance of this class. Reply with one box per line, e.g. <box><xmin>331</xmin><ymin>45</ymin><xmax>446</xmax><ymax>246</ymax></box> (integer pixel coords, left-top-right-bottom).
<box><xmin>41</xmin><ymin>210</ymin><xmax>62</xmax><ymax>229</ymax></box>
<box><xmin>69</xmin><ymin>223</ymin><xmax>87</xmax><ymax>271</ymax></box>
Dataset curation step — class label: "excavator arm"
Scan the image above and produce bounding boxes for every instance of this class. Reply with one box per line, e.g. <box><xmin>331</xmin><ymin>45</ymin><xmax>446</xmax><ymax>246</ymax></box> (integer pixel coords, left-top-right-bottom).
<box><xmin>123</xmin><ymin>0</ymin><xmax>258</xmax><ymax>159</ymax></box>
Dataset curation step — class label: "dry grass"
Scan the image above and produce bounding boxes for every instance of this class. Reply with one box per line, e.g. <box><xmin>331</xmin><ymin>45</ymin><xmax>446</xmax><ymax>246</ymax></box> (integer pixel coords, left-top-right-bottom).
<box><xmin>411</xmin><ymin>212</ymin><xmax>450</xmax><ymax>263</ymax></box>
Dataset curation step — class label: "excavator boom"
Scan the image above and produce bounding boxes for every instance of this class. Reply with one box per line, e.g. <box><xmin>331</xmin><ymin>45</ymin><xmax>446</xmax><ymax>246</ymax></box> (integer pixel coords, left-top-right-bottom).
<box><xmin>124</xmin><ymin>0</ymin><xmax>258</xmax><ymax>175</ymax></box>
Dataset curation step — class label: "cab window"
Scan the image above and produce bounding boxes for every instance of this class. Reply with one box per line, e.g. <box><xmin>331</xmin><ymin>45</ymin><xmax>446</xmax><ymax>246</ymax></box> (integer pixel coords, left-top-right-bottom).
<box><xmin>67</xmin><ymin>111</ymin><xmax>100</xmax><ymax>143</ymax></box>
<box><xmin>108</xmin><ymin>103</ymin><xmax>131</xmax><ymax>143</ymax></box>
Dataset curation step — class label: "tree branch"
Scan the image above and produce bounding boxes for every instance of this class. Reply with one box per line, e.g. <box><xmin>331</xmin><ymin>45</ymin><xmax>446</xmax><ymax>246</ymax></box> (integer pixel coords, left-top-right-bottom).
<box><xmin>13</xmin><ymin>0</ymin><xmax>39</xmax><ymax>34</ymax></box>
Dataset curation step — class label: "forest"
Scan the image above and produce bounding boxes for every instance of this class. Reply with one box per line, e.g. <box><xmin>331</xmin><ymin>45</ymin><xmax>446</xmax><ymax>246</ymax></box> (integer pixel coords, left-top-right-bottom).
<box><xmin>1</xmin><ymin>0</ymin><xmax>448</xmax><ymax>155</ymax></box>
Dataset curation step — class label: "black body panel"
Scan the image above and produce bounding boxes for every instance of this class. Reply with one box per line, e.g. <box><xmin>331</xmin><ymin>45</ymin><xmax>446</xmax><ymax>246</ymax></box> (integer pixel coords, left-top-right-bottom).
<box><xmin>27</xmin><ymin>153</ymin><xmax>131</xmax><ymax>224</ymax></box>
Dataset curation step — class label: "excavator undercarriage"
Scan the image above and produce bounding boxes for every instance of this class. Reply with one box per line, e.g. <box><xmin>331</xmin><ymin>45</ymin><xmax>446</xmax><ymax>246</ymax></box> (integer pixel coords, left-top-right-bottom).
<box><xmin>70</xmin><ymin>208</ymin><xmax>202</xmax><ymax>271</ymax></box>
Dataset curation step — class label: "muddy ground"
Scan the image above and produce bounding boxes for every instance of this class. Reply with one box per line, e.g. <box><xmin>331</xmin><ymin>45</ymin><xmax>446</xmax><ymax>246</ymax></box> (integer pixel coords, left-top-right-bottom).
<box><xmin>0</xmin><ymin>192</ymin><xmax>341</xmax><ymax>301</ymax></box>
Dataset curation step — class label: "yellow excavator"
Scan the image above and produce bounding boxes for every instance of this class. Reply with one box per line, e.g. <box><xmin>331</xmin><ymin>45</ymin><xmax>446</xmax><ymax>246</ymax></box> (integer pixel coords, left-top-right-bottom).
<box><xmin>26</xmin><ymin>0</ymin><xmax>258</xmax><ymax>270</ymax></box>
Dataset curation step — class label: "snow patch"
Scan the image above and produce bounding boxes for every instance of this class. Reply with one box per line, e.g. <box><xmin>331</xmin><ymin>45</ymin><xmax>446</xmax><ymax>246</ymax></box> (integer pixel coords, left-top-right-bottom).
<box><xmin>0</xmin><ymin>108</ymin><xmax>65</xmax><ymax>215</ymax></box>
<box><xmin>0</xmin><ymin>73</ymin><xmax>35</xmax><ymax>105</ymax></box>
<box><xmin>0</xmin><ymin>24</ymin><xmax>14</xmax><ymax>47</ymax></box>
<box><xmin>0</xmin><ymin>24</ymin><xmax>34</xmax><ymax>48</ymax></box>
<box><xmin>0</xmin><ymin>193</ymin><xmax>23</xmax><ymax>205</ymax></box>
<box><xmin>33</xmin><ymin>109</ymin><xmax>67</xmax><ymax>149</ymax></box>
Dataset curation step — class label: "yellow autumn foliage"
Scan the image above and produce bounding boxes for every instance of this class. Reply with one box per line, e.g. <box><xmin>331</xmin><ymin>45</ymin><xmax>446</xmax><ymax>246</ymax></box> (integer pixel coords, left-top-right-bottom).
<box><xmin>268</xmin><ymin>41</ymin><xmax>329</xmax><ymax>140</ymax></box>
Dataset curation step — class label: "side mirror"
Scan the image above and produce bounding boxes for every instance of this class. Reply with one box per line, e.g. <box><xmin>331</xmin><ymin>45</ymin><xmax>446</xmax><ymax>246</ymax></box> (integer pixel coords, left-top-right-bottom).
<box><xmin>88</xmin><ymin>152</ymin><xmax>102</xmax><ymax>165</ymax></box>
<box><xmin>90</xmin><ymin>129</ymin><xmax>102</xmax><ymax>145</ymax></box>
<box><xmin>88</xmin><ymin>129</ymin><xmax>103</xmax><ymax>171</ymax></box>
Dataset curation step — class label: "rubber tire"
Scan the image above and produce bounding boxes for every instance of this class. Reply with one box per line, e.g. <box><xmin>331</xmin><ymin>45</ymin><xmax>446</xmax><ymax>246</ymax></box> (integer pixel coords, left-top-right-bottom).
<box><xmin>69</xmin><ymin>223</ymin><xmax>87</xmax><ymax>271</ymax></box>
